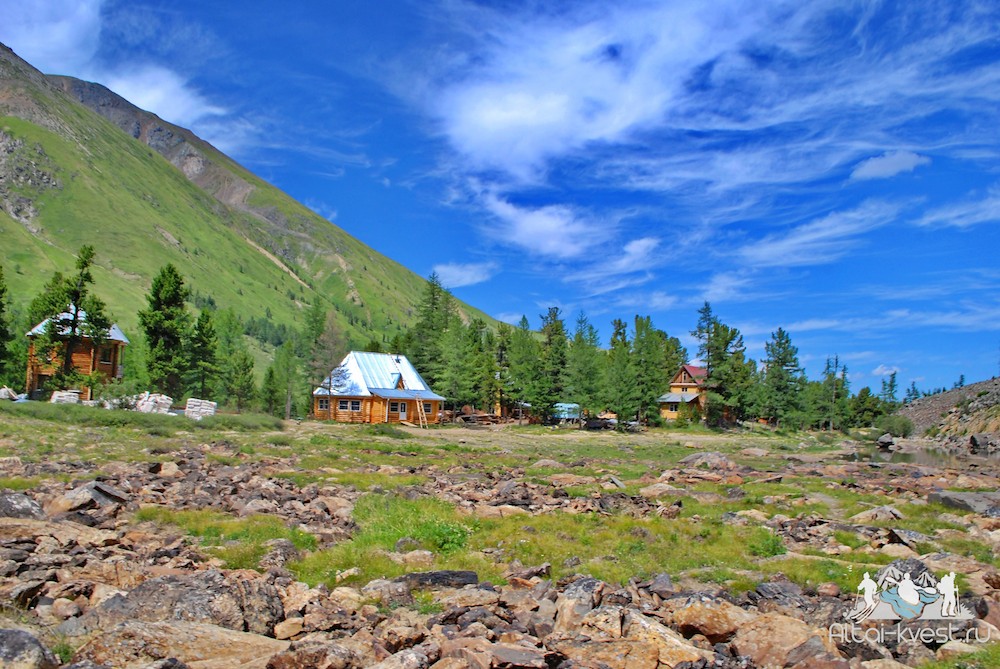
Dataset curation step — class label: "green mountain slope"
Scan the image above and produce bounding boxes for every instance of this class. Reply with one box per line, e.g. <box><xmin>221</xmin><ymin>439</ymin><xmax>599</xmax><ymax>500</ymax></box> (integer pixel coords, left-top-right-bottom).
<box><xmin>0</xmin><ymin>43</ymin><xmax>490</xmax><ymax>357</ymax></box>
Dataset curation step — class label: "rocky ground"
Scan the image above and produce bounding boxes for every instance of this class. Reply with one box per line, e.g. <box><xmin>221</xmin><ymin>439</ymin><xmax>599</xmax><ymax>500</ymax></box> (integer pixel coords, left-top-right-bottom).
<box><xmin>2</xmin><ymin>415</ymin><xmax>1000</xmax><ymax>668</ymax></box>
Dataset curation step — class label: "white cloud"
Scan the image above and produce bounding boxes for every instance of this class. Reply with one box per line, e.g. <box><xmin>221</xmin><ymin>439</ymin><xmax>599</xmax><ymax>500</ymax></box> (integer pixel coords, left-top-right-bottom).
<box><xmin>0</xmin><ymin>0</ymin><xmax>102</xmax><ymax>76</ymax></box>
<box><xmin>851</xmin><ymin>151</ymin><xmax>931</xmax><ymax>180</ymax></box>
<box><xmin>432</xmin><ymin>261</ymin><xmax>499</xmax><ymax>288</ymax></box>
<box><xmin>105</xmin><ymin>66</ymin><xmax>226</xmax><ymax>129</ymax></box>
<box><xmin>738</xmin><ymin>201</ymin><xmax>901</xmax><ymax>268</ymax></box>
<box><xmin>495</xmin><ymin>312</ymin><xmax>527</xmax><ymax>325</ymax></box>
<box><xmin>914</xmin><ymin>186</ymin><xmax>1000</xmax><ymax>228</ymax></box>
<box><xmin>482</xmin><ymin>193</ymin><xmax>603</xmax><ymax>259</ymax></box>
<box><xmin>872</xmin><ymin>364</ymin><xmax>900</xmax><ymax>376</ymax></box>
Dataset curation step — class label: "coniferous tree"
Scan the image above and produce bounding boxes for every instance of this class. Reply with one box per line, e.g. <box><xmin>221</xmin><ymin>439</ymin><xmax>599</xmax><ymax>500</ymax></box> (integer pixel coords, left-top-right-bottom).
<box><xmin>761</xmin><ymin>327</ymin><xmax>805</xmax><ymax>427</ymax></box>
<box><xmin>138</xmin><ymin>264</ymin><xmax>191</xmax><ymax>398</ymax></box>
<box><xmin>691</xmin><ymin>302</ymin><xmax>754</xmax><ymax>425</ymax></box>
<box><xmin>225</xmin><ymin>348</ymin><xmax>256</xmax><ymax>413</ymax></box>
<box><xmin>507</xmin><ymin>316</ymin><xmax>541</xmax><ymax>420</ymax></box>
<box><xmin>533</xmin><ymin>307</ymin><xmax>568</xmax><ymax>422</ymax></box>
<box><xmin>438</xmin><ymin>321</ymin><xmax>476</xmax><ymax>410</ymax></box>
<box><xmin>187</xmin><ymin>310</ymin><xmax>219</xmax><ymax>399</ymax></box>
<box><xmin>31</xmin><ymin>246</ymin><xmax>111</xmax><ymax>389</ymax></box>
<box><xmin>269</xmin><ymin>340</ymin><xmax>302</xmax><ymax>419</ymax></box>
<box><xmin>260</xmin><ymin>367</ymin><xmax>281</xmax><ymax>416</ymax></box>
<box><xmin>409</xmin><ymin>273</ymin><xmax>456</xmax><ymax>388</ymax></box>
<box><xmin>850</xmin><ymin>386</ymin><xmax>884</xmax><ymax>427</ymax></box>
<box><xmin>0</xmin><ymin>265</ymin><xmax>12</xmax><ymax>382</ymax></box>
<box><xmin>605</xmin><ymin>319</ymin><xmax>638</xmax><ymax>428</ymax></box>
<box><xmin>565</xmin><ymin>313</ymin><xmax>604</xmax><ymax>418</ymax></box>
<box><xmin>880</xmin><ymin>371</ymin><xmax>899</xmax><ymax>406</ymax></box>
<box><xmin>631</xmin><ymin>316</ymin><xmax>673</xmax><ymax>425</ymax></box>
<box><xmin>494</xmin><ymin>323</ymin><xmax>515</xmax><ymax>418</ymax></box>
<box><xmin>821</xmin><ymin>356</ymin><xmax>851</xmax><ymax>430</ymax></box>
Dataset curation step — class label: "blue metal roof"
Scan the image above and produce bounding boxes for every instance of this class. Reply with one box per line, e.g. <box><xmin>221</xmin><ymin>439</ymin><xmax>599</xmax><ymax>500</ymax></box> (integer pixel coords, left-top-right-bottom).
<box><xmin>27</xmin><ymin>308</ymin><xmax>130</xmax><ymax>344</ymax></box>
<box><xmin>657</xmin><ymin>392</ymin><xmax>700</xmax><ymax>403</ymax></box>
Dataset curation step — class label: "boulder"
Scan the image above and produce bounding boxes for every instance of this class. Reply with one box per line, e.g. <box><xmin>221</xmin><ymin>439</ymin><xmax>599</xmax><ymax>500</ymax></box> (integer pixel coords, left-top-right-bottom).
<box><xmin>553</xmin><ymin>577</ymin><xmax>605</xmax><ymax>634</ymax></box>
<box><xmin>59</xmin><ymin>569</ymin><xmax>284</xmax><ymax>637</ymax></box>
<box><xmin>0</xmin><ymin>493</ymin><xmax>44</xmax><ymax>519</ymax></box>
<box><xmin>731</xmin><ymin>612</ymin><xmax>839</xmax><ymax>669</ymax></box>
<box><xmin>73</xmin><ymin>620</ymin><xmax>288</xmax><ymax>669</ymax></box>
<box><xmin>266</xmin><ymin>640</ymin><xmax>360</xmax><ymax>669</ymax></box>
<box><xmin>45</xmin><ymin>482</ymin><xmax>130</xmax><ymax>516</ymax></box>
<box><xmin>664</xmin><ymin>596</ymin><xmax>755</xmax><ymax>643</ymax></box>
<box><xmin>0</xmin><ymin>629</ymin><xmax>60</xmax><ymax>669</ymax></box>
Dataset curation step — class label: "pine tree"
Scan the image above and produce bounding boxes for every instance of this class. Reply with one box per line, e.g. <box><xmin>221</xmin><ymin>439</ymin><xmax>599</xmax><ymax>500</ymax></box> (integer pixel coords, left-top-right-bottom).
<box><xmin>409</xmin><ymin>273</ymin><xmax>456</xmax><ymax>388</ymax></box>
<box><xmin>187</xmin><ymin>310</ymin><xmax>219</xmax><ymax>399</ymax></box>
<box><xmin>691</xmin><ymin>302</ymin><xmax>753</xmax><ymax>425</ymax></box>
<box><xmin>138</xmin><ymin>264</ymin><xmax>192</xmax><ymax>399</ymax></box>
<box><xmin>508</xmin><ymin>316</ymin><xmax>541</xmax><ymax>420</ymax></box>
<box><xmin>631</xmin><ymin>316</ymin><xmax>673</xmax><ymax>425</ymax></box>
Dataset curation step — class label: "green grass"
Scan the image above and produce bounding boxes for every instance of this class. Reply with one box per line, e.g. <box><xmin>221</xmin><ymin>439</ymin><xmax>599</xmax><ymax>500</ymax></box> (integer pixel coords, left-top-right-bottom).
<box><xmin>133</xmin><ymin>507</ymin><xmax>316</xmax><ymax>569</ymax></box>
<box><xmin>919</xmin><ymin>643</ymin><xmax>1000</xmax><ymax>668</ymax></box>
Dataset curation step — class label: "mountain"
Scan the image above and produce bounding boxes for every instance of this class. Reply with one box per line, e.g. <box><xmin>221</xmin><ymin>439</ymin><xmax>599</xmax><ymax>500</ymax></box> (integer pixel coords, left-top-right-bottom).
<box><xmin>0</xmin><ymin>43</ymin><xmax>491</xmax><ymax>361</ymax></box>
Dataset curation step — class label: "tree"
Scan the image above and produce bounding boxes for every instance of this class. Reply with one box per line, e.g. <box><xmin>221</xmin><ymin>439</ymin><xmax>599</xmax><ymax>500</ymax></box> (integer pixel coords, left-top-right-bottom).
<box><xmin>187</xmin><ymin>310</ymin><xmax>219</xmax><ymax>399</ymax></box>
<box><xmin>691</xmin><ymin>302</ymin><xmax>753</xmax><ymax>425</ymax></box>
<box><xmin>850</xmin><ymin>386</ymin><xmax>884</xmax><ymax>427</ymax></box>
<box><xmin>760</xmin><ymin>328</ymin><xmax>805</xmax><ymax>427</ymax></box>
<box><xmin>507</xmin><ymin>316</ymin><xmax>541</xmax><ymax>420</ymax></box>
<box><xmin>631</xmin><ymin>316</ymin><xmax>676</xmax><ymax>425</ymax></box>
<box><xmin>604</xmin><ymin>319</ymin><xmax>638</xmax><ymax>428</ymax></box>
<box><xmin>138</xmin><ymin>264</ymin><xmax>191</xmax><ymax>398</ymax></box>
<box><xmin>821</xmin><ymin>356</ymin><xmax>851</xmax><ymax>430</ymax></box>
<box><xmin>268</xmin><ymin>340</ymin><xmax>302</xmax><ymax>419</ymax></box>
<box><xmin>224</xmin><ymin>348</ymin><xmax>256</xmax><ymax>413</ymax></box>
<box><xmin>880</xmin><ymin>371</ymin><xmax>898</xmax><ymax>406</ymax></box>
<box><xmin>30</xmin><ymin>246</ymin><xmax>111</xmax><ymax>389</ymax></box>
<box><xmin>565</xmin><ymin>313</ymin><xmax>604</xmax><ymax>418</ymax></box>
<box><xmin>409</xmin><ymin>273</ymin><xmax>456</xmax><ymax>388</ymax></box>
<box><xmin>0</xmin><ymin>265</ymin><xmax>12</xmax><ymax>382</ymax></box>
<box><xmin>534</xmin><ymin>307</ymin><xmax>568</xmax><ymax>422</ymax></box>
<box><xmin>306</xmin><ymin>311</ymin><xmax>348</xmax><ymax>413</ymax></box>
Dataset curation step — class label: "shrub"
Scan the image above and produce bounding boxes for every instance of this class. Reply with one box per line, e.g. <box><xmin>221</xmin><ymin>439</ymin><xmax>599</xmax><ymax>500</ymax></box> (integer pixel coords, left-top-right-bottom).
<box><xmin>875</xmin><ymin>414</ymin><xmax>914</xmax><ymax>438</ymax></box>
<box><xmin>748</xmin><ymin>529</ymin><xmax>786</xmax><ymax>557</ymax></box>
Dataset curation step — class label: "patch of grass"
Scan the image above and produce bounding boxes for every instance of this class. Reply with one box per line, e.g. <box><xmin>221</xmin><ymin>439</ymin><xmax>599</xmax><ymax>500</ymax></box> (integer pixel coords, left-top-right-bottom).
<box><xmin>939</xmin><ymin>537</ymin><xmax>999</xmax><ymax>568</ymax></box>
<box><xmin>0</xmin><ymin>477</ymin><xmax>39</xmax><ymax>491</ymax></box>
<box><xmin>748</xmin><ymin>529</ymin><xmax>786</xmax><ymax>557</ymax></box>
<box><xmin>919</xmin><ymin>643</ymin><xmax>1000</xmax><ymax>669</ymax></box>
<box><xmin>832</xmin><ymin>530</ymin><xmax>868</xmax><ymax>549</ymax></box>
<box><xmin>0</xmin><ymin>401</ymin><xmax>183</xmax><ymax>432</ymax></box>
<box><xmin>361</xmin><ymin>424</ymin><xmax>413</xmax><ymax>440</ymax></box>
<box><xmin>134</xmin><ymin>507</ymin><xmax>316</xmax><ymax>569</ymax></box>
<box><xmin>324</xmin><ymin>472</ymin><xmax>428</xmax><ymax>491</ymax></box>
<box><xmin>194</xmin><ymin>413</ymin><xmax>284</xmax><ymax>432</ymax></box>
<box><xmin>697</xmin><ymin>567</ymin><xmax>760</xmax><ymax>593</ymax></box>
<box><xmin>757</xmin><ymin>556</ymin><xmax>860</xmax><ymax>592</ymax></box>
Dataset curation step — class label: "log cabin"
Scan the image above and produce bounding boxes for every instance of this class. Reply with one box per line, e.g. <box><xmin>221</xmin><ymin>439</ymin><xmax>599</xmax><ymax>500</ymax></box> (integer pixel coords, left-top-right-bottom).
<box><xmin>313</xmin><ymin>351</ymin><xmax>444</xmax><ymax>427</ymax></box>
<box><xmin>657</xmin><ymin>364</ymin><xmax>706</xmax><ymax>421</ymax></box>
<box><xmin>25</xmin><ymin>309</ymin><xmax>129</xmax><ymax>401</ymax></box>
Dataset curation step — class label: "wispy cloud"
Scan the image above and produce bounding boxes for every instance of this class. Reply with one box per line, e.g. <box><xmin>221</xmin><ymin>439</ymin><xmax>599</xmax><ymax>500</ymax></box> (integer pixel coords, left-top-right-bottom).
<box><xmin>872</xmin><ymin>364</ymin><xmax>900</xmax><ymax>376</ymax></box>
<box><xmin>433</xmin><ymin>261</ymin><xmax>499</xmax><ymax>288</ymax></box>
<box><xmin>481</xmin><ymin>192</ymin><xmax>605</xmax><ymax>259</ymax></box>
<box><xmin>914</xmin><ymin>186</ymin><xmax>1000</xmax><ymax>228</ymax></box>
<box><xmin>851</xmin><ymin>151</ymin><xmax>931</xmax><ymax>180</ymax></box>
<box><xmin>737</xmin><ymin>201</ymin><xmax>901</xmax><ymax>268</ymax></box>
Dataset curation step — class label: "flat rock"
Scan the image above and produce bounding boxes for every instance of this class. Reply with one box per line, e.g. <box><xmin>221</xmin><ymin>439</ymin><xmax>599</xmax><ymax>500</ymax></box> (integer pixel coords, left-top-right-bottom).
<box><xmin>731</xmin><ymin>612</ymin><xmax>838</xmax><ymax>669</ymax></box>
<box><xmin>74</xmin><ymin>620</ymin><xmax>288</xmax><ymax>669</ymax></box>
<box><xmin>0</xmin><ymin>628</ymin><xmax>60</xmax><ymax>669</ymax></box>
<box><xmin>929</xmin><ymin>491</ymin><xmax>1000</xmax><ymax>515</ymax></box>
<box><xmin>0</xmin><ymin>493</ymin><xmax>45</xmax><ymax>519</ymax></box>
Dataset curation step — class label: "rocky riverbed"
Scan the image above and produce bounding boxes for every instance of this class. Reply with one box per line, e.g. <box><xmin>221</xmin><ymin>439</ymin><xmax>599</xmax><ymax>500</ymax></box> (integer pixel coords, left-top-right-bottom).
<box><xmin>2</xmin><ymin>420</ymin><xmax>1000</xmax><ymax>668</ymax></box>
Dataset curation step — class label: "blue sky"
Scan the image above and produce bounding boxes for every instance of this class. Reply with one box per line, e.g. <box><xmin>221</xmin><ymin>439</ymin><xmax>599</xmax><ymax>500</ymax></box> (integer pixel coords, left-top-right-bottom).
<box><xmin>4</xmin><ymin>0</ymin><xmax>1000</xmax><ymax>393</ymax></box>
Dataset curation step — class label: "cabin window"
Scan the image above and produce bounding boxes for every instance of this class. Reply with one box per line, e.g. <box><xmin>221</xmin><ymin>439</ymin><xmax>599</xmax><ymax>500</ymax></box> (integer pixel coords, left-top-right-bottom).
<box><xmin>318</xmin><ymin>398</ymin><xmax>330</xmax><ymax>411</ymax></box>
<box><xmin>668</xmin><ymin>403</ymin><xmax>679</xmax><ymax>413</ymax></box>
<box><xmin>350</xmin><ymin>400</ymin><xmax>361</xmax><ymax>412</ymax></box>
<box><xmin>390</xmin><ymin>401</ymin><xmax>400</xmax><ymax>413</ymax></box>
<box><xmin>423</xmin><ymin>402</ymin><xmax>432</xmax><ymax>414</ymax></box>
<box><xmin>338</xmin><ymin>400</ymin><xmax>349</xmax><ymax>411</ymax></box>
<box><xmin>99</xmin><ymin>346</ymin><xmax>113</xmax><ymax>364</ymax></box>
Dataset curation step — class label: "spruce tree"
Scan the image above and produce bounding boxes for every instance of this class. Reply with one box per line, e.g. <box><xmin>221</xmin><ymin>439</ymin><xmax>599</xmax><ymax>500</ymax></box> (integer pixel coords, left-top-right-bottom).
<box><xmin>534</xmin><ymin>307</ymin><xmax>568</xmax><ymax>422</ymax></box>
<box><xmin>761</xmin><ymin>327</ymin><xmax>805</xmax><ymax>427</ymax></box>
<box><xmin>507</xmin><ymin>316</ymin><xmax>541</xmax><ymax>420</ymax></box>
<box><xmin>631</xmin><ymin>316</ymin><xmax>670</xmax><ymax>425</ymax></box>
<box><xmin>138</xmin><ymin>264</ymin><xmax>191</xmax><ymax>398</ymax></box>
<box><xmin>187</xmin><ymin>310</ymin><xmax>219</xmax><ymax>399</ymax></box>
<box><xmin>225</xmin><ymin>348</ymin><xmax>256</xmax><ymax>413</ymax></box>
<box><xmin>604</xmin><ymin>319</ymin><xmax>638</xmax><ymax>428</ymax></box>
<box><xmin>565</xmin><ymin>313</ymin><xmax>603</xmax><ymax>418</ymax></box>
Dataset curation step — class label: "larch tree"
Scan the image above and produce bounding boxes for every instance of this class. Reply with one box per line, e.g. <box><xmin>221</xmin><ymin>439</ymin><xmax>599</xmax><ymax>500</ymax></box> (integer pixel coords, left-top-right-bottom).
<box><xmin>507</xmin><ymin>316</ymin><xmax>541</xmax><ymax>420</ymax></box>
<box><xmin>138</xmin><ymin>264</ymin><xmax>191</xmax><ymax>399</ymax></box>
<box><xmin>534</xmin><ymin>307</ymin><xmax>568</xmax><ymax>423</ymax></box>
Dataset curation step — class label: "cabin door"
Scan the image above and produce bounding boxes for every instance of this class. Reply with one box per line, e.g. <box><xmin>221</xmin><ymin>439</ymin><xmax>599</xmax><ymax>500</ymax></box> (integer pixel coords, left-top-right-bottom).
<box><xmin>398</xmin><ymin>402</ymin><xmax>408</xmax><ymax>421</ymax></box>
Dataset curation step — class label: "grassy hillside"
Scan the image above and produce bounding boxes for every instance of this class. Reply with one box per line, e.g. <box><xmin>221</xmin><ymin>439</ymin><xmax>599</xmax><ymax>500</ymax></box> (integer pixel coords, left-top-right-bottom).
<box><xmin>0</xmin><ymin>43</ymin><xmax>491</xmax><ymax>359</ymax></box>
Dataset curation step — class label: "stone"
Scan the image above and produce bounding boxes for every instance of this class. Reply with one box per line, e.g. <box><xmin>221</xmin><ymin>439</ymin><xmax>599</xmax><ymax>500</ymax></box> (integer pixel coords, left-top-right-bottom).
<box><xmin>59</xmin><ymin>569</ymin><xmax>285</xmax><ymax>638</ymax></box>
<box><xmin>396</xmin><ymin>571</ymin><xmax>478</xmax><ymax>589</ymax></box>
<box><xmin>553</xmin><ymin>577</ymin><xmax>605</xmax><ymax>634</ymax></box>
<box><xmin>816</xmin><ymin>582</ymin><xmax>841</xmax><ymax>598</ymax></box>
<box><xmin>266</xmin><ymin>640</ymin><xmax>360</xmax><ymax>669</ymax></box>
<box><xmin>876</xmin><ymin>433</ymin><xmax>895</xmax><ymax>449</ymax></box>
<box><xmin>273</xmin><ymin>618</ymin><xmax>304</xmax><ymax>640</ymax></box>
<box><xmin>731</xmin><ymin>612</ymin><xmax>838</xmax><ymax>669</ymax></box>
<box><xmin>488</xmin><ymin>643</ymin><xmax>548</xmax><ymax>669</ymax></box>
<box><xmin>547</xmin><ymin>638</ymin><xmax>659</xmax><ymax>669</ymax></box>
<box><xmin>622</xmin><ymin>609</ymin><xmax>712</xmax><ymax>666</ymax></box>
<box><xmin>678</xmin><ymin>452</ymin><xmax>736</xmax><ymax>470</ymax></box>
<box><xmin>0</xmin><ymin>493</ymin><xmax>45</xmax><ymax>519</ymax></box>
<box><xmin>860</xmin><ymin>660</ymin><xmax>913</xmax><ymax>669</ymax></box>
<box><xmin>637</xmin><ymin>483</ymin><xmax>680</xmax><ymax>499</ymax></box>
<box><xmin>665</xmin><ymin>596</ymin><xmax>755</xmax><ymax>643</ymax></box>
<box><xmin>74</xmin><ymin>620</ymin><xmax>288</xmax><ymax>669</ymax></box>
<box><xmin>849</xmin><ymin>506</ymin><xmax>903</xmax><ymax>523</ymax></box>
<box><xmin>929</xmin><ymin>491</ymin><xmax>1000</xmax><ymax>514</ymax></box>
<box><xmin>0</xmin><ymin>629</ymin><xmax>60</xmax><ymax>669</ymax></box>
<box><xmin>45</xmin><ymin>481</ymin><xmax>130</xmax><ymax>515</ymax></box>
<box><xmin>367</xmin><ymin>648</ymin><xmax>431</xmax><ymax>669</ymax></box>
<box><xmin>935</xmin><ymin>640</ymin><xmax>981</xmax><ymax>660</ymax></box>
